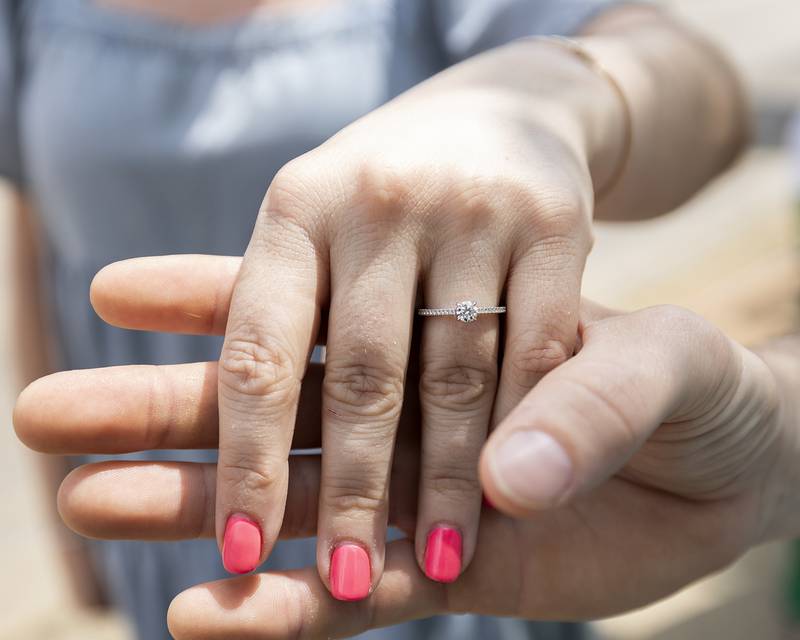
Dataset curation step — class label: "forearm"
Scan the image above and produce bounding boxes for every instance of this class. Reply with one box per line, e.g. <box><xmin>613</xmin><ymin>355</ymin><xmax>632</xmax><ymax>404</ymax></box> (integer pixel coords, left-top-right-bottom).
<box><xmin>399</xmin><ymin>6</ymin><xmax>747</xmax><ymax>221</ymax></box>
<box><xmin>582</xmin><ymin>6</ymin><xmax>748</xmax><ymax>219</ymax></box>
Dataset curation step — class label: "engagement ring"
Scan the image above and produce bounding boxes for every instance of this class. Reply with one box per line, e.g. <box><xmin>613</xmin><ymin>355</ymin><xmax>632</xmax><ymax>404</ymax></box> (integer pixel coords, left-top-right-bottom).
<box><xmin>417</xmin><ymin>300</ymin><xmax>506</xmax><ymax>324</ymax></box>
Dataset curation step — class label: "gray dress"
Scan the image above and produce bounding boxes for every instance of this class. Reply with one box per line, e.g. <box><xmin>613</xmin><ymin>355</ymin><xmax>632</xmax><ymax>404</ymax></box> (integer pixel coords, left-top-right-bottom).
<box><xmin>1</xmin><ymin>0</ymin><xmax>620</xmax><ymax>637</ymax></box>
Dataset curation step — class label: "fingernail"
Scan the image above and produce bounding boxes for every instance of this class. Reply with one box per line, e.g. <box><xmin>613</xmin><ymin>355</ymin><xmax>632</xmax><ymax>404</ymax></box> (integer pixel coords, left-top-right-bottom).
<box><xmin>424</xmin><ymin>526</ymin><xmax>462</xmax><ymax>583</ymax></box>
<box><xmin>222</xmin><ymin>514</ymin><xmax>261</xmax><ymax>574</ymax></box>
<box><xmin>490</xmin><ymin>431</ymin><xmax>572</xmax><ymax>508</ymax></box>
<box><xmin>330</xmin><ymin>544</ymin><xmax>371</xmax><ymax>601</ymax></box>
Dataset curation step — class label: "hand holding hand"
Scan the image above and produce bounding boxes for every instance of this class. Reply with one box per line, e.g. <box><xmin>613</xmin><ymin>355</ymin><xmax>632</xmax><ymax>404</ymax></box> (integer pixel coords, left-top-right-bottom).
<box><xmin>202</xmin><ymin>38</ymin><xmax>615</xmax><ymax>598</ymax></box>
<box><xmin>15</xmin><ymin>255</ymin><xmax>791</xmax><ymax>639</ymax></box>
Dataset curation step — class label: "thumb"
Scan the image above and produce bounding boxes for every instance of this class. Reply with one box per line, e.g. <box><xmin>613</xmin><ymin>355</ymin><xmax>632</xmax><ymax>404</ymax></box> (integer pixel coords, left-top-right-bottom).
<box><xmin>480</xmin><ymin>304</ymin><xmax>730</xmax><ymax>517</ymax></box>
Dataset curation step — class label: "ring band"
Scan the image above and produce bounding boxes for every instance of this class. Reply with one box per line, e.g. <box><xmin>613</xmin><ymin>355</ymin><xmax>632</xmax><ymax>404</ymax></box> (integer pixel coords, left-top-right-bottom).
<box><xmin>417</xmin><ymin>300</ymin><xmax>506</xmax><ymax>324</ymax></box>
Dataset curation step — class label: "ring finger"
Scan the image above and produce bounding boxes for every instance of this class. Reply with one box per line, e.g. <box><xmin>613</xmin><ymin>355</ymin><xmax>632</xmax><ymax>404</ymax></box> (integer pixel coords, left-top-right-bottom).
<box><xmin>414</xmin><ymin>236</ymin><xmax>506</xmax><ymax>583</ymax></box>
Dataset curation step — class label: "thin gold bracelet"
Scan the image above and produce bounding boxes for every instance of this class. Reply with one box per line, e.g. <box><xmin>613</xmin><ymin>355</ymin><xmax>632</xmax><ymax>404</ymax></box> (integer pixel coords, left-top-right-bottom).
<box><xmin>534</xmin><ymin>35</ymin><xmax>633</xmax><ymax>201</ymax></box>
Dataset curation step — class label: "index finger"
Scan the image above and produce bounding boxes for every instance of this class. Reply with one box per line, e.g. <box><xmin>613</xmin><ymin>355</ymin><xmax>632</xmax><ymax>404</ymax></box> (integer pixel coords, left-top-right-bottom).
<box><xmin>91</xmin><ymin>254</ymin><xmax>330</xmax><ymax>340</ymax></box>
<box><xmin>215</xmin><ymin>199</ymin><xmax>327</xmax><ymax>574</ymax></box>
<box><xmin>91</xmin><ymin>255</ymin><xmax>241</xmax><ymax>335</ymax></box>
<box><xmin>14</xmin><ymin>362</ymin><xmax>326</xmax><ymax>454</ymax></box>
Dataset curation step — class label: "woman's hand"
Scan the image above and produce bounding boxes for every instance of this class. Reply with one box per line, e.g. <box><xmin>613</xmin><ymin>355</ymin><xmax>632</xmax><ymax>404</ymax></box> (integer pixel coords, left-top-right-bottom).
<box><xmin>42</xmin><ymin>8</ymin><xmax>745</xmax><ymax>597</ymax></box>
<box><xmin>14</xmin><ymin>255</ymin><xmax>794</xmax><ymax>639</ymax></box>
<box><xmin>198</xmin><ymin>38</ymin><xmax>621</xmax><ymax>598</ymax></box>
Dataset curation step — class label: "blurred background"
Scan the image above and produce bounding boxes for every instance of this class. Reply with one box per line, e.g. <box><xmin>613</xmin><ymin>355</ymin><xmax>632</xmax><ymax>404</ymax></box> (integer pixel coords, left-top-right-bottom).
<box><xmin>1</xmin><ymin>0</ymin><xmax>798</xmax><ymax>638</ymax></box>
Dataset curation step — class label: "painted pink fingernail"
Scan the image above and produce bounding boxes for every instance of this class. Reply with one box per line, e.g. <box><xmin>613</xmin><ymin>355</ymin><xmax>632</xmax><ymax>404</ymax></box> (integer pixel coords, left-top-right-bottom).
<box><xmin>222</xmin><ymin>514</ymin><xmax>261</xmax><ymax>574</ymax></box>
<box><xmin>424</xmin><ymin>526</ymin><xmax>462</xmax><ymax>583</ymax></box>
<box><xmin>330</xmin><ymin>544</ymin><xmax>371</xmax><ymax>601</ymax></box>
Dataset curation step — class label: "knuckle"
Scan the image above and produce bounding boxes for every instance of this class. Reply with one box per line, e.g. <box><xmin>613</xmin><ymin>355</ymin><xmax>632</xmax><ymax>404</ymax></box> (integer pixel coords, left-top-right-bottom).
<box><xmin>219</xmin><ymin>327</ymin><xmax>300</xmax><ymax>403</ymax></box>
<box><xmin>535</xmin><ymin>186</ymin><xmax>586</xmax><ymax>226</ymax></box>
<box><xmin>222</xmin><ymin>454</ymin><xmax>284</xmax><ymax>496</ymax></box>
<box><xmin>419</xmin><ymin>361</ymin><xmax>497</xmax><ymax>409</ymax></box>
<box><xmin>258</xmin><ymin>159</ymin><xmax>329</xmax><ymax>240</ymax></box>
<box><xmin>507</xmin><ymin>334</ymin><xmax>573</xmax><ymax>384</ymax></box>
<box><xmin>528</xmin><ymin>189</ymin><xmax>592</xmax><ymax>247</ymax></box>
<box><xmin>324</xmin><ymin>359</ymin><xmax>404</xmax><ymax>421</ymax></box>
<box><xmin>322</xmin><ymin>458</ymin><xmax>390</xmax><ymax>515</ymax></box>
<box><xmin>263</xmin><ymin>161</ymin><xmax>312</xmax><ymax>219</ymax></box>
<box><xmin>323</xmin><ymin>485</ymin><xmax>386</xmax><ymax>515</ymax></box>
<box><xmin>338</xmin><ymin>162</ymin><xmax>423</xmax><ymax>242</ymax></box>
<box><xmin>424</xmin><ymin>470</ymin><xmax>482</xmax><ymax>500</ymax></box>
<box><xmin>444</xmin><ymin>175</ymin><xmax>498</xmax><ymax>221</ymax></box>
<box><xmin>352</xmin><ymin>161</ymin><xmax>415</xmax><ymax>219</ymax></box>
<box><xmin>528</xmin><ymin>233</ymin><xmax>589</xmax><ymax>273</ymax></box>
<box><xmin>506</xmin><ymin>186</ymin><xmax>593</xmax><ymax>265</ymax></box>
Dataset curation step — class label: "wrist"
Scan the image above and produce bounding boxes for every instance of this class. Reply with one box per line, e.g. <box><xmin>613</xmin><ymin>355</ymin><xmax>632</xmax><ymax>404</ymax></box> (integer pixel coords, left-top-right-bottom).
<box><xmin>523</xmin><ymin>37</ymin><xmax>632</xmax><ymax>201</ymax></box>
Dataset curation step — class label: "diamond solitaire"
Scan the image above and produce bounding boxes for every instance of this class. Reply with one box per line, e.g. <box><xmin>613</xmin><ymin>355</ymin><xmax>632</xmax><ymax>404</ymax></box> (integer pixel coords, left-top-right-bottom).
<box><xmin>417</xmin><ymin>300</ymin><xmax>506</xmax><ymax>323</ymax></box>
<box><xmin>455</xmin><ymin>300</ymin><xmax>479</xmax><ymax>323</ymax></box>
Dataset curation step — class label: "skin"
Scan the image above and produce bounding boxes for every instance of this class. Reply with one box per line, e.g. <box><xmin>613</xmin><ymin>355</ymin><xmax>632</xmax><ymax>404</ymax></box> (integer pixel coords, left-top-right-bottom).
<box><xmin>14</xmin><ymin>255</ymin><xmax>799</xmax><ymax>640</ymax></box>
<box><xmin>185</xmin><ymin>8</ymin><xmax>747</xmax><ymax>594</ymax></box>
<box><xmin>13</xmin><ymin>0</ymin><xmax>748</xmax><ymax>600</ymax></box>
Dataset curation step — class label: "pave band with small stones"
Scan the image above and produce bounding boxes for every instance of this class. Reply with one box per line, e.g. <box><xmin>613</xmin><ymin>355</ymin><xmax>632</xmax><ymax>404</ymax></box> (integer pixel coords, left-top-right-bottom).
<box><xmin>417</xmin><ymin>300</ymin><xmax>506</xmax><ymax>324</ymax></box>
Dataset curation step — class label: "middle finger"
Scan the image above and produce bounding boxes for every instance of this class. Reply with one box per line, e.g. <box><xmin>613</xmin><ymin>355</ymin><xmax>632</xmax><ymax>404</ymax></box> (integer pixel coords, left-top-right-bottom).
<box><xmin>317</xmin><ymin>221</ymin><xmax>417</xmax><ymax>601</ymax></box>
<box><xmin>13</xmin><ymin>362</ymin><xmax>327</xmax><ymax>455</ymax></box>
<box><xmin>415</xmin><ymin>234</ymin><xmax>506</xmax><ymax>583</ymax></box>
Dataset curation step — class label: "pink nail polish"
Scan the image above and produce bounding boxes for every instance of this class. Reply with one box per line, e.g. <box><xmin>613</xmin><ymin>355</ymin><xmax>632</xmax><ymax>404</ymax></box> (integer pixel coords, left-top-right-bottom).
<box><xmin>424</xmin><ymin>526</ymin><xmax>462</xmax><ymax>583</ymax></box>
<box><xmin>222</xmin><ymin>514</ymin><xmax>261</xmax><ymax>574</ymax></box>
<box><xmin>330</xmin><ymin>544</ymin><xmax>371</xmax><ymax>601</ymax></box>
